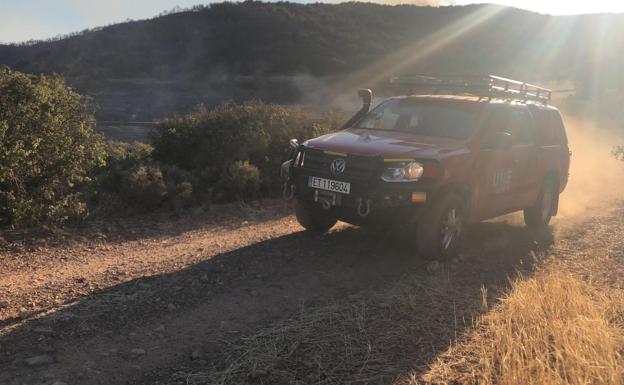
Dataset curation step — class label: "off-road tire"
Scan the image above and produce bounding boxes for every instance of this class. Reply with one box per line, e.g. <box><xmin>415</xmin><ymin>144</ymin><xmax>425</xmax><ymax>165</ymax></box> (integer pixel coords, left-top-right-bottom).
<box><xmin>524</xmin><ymin>178</ymin><xmax>557</xmax><ymax>229</ymax></box>
<box><xmin>417</xmin><ymin>193</ymin><xmax>465</xmax><ymax>260</ymax></box>
<box><xmin>295</xmin><ymin>200</ymin><xmax>337</xmax><ymax>233</ymax></box>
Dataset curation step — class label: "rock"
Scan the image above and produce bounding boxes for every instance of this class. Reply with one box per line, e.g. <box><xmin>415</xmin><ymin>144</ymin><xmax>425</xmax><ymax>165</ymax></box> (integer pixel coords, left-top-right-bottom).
<box><xmin>426</xmin><ymin>260</ymin><xmax>442</xmax><ymax>274</ymax></box>
<box><xmin>190</xmin><ymin>349</ymin><xmax>202</xmax><ymax>360</ymax></box>
<box><xmin>167</xmin><ymin>303</ymin><xmax>177</xmax><ymax>311</ymax></box>
<box><xmin>250</xmin><ymin>290</ymin><xmax>258</xmax><ymax>297</ymax></box>
<box><xmin>198</xmin><ymin>359</ymin><xmax>208</xmax><ymax>366</ymax></box>
<box><xmin>52</xmin><ymin>382</ymin><xmax>68</xmax><ymax>385</ymax></box>
<box><xmin>154</xmin><ymin>324</ymin><xmax>165</xmax><ymax>332</ymax></box>
<box><xmin>24</xmin><ymin>354</ymin><xmax>54</xmax><ymax>366</ymax></box>
<box><xmin>130</xmin><ymin>348</ymin><xmax>146</xmax><ymax>357</ymax></box>
<box><xmin>451</xmin><ymin>257</ymin><xmax>460</xmax><ymax>264</ymax></box>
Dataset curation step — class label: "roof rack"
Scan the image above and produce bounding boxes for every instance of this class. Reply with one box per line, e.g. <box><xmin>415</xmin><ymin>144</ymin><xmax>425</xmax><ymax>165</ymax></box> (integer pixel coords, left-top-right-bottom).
<box><xmin>388</xmin><ymin>75</ymin><xmax>552</xmax><ymax>103</ymax></box>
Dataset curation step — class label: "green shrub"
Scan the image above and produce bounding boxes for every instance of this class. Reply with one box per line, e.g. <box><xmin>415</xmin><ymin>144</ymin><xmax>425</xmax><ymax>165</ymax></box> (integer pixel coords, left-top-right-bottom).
<box><xmin>216</xmin><ymin>161</ymin><xmax>261</xmax><ymax>201</ymax></box>
<box><xmin>0</xmin><ymin>67</ymin><xmax>106</xmax><ymax>225</ymax></box>
<box><xmin>120</xmin><ymin>164</ymin><xmax>167</xmax><ymax>211</ymax></box>
<box><xmin>151</xmin><ymin>101</ymin><xmax>345</xmax><ymax>201</ymax></box>
<box><xmin>162</xmin><ymin>165</ymin><xmax>196</xmax><ymax>209</ymax></box>
<box><xmin>90</xmin><ymin>142</ymin><xmax>198</xmax><ymax>214</ymax></box>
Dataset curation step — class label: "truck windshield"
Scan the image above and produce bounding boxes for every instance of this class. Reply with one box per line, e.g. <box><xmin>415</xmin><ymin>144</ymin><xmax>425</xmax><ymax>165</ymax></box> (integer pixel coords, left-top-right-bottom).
<box><xmin>356</xmin><ymin>99</ymin><xmax>479</xmax><ymax>139</ymax></box>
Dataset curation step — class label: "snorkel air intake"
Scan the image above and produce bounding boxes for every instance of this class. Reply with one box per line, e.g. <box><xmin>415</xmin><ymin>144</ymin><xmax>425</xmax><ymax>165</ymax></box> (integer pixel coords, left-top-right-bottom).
<box><xmin>340</xmin><ymin>89</ymin><xmax>372</xmax><ymax>130</ymax></box>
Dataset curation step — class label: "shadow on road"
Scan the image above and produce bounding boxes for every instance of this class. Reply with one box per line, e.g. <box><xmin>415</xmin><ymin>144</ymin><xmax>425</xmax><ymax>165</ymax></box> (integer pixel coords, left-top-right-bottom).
<box><xmin>0</xmin><ymin>218</ymin><xmax>554</xmax><ymax>385</ymax></box>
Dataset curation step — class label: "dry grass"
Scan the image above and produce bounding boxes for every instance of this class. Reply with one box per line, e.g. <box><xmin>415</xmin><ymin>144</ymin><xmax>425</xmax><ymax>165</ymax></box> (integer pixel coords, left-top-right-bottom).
<box><xmin>424</xmin><ymin>271</ymin><xmax>624</xmax><ymax>385</ymax></box>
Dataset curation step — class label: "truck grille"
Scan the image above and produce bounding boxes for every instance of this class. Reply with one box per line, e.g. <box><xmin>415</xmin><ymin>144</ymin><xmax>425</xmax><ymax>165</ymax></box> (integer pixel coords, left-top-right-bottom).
<box><xmin>299</xmin><ymin>149</ymin><xmax>378</xmax><ymax>181</ymax></box>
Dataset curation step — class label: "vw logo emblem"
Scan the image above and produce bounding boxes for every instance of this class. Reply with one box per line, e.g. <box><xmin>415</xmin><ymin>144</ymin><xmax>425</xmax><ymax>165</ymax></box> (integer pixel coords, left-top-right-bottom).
<box><xmin>330</xmin><ymin>158</ymin><xmax>346</xmax><ymax>175</ymax></box>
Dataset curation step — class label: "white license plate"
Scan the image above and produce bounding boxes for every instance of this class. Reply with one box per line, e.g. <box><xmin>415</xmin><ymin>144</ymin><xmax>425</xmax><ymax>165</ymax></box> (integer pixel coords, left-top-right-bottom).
<box><xmin>308</xmin><ymin>176</ymin><xmax>350</xmax><ymax>194</ymax></box>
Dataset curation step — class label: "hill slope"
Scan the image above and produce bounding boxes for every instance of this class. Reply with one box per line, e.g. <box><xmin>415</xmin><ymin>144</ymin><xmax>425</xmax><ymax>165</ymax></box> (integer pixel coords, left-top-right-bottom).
<box><xmin>1</xmin><ymin>2</ymin><xmax>623</xmax><ymax>120</ymax></box>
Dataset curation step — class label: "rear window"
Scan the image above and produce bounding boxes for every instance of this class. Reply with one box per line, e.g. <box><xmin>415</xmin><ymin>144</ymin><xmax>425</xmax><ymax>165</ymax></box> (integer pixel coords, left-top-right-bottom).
<box><xmin>356</xmin><ymin>99</ymin><xmax>479</xmax><ymax>139</ymax></box>
<box><xmin>531</xmin><ymin>108</ymin><xmax>568</xmax><ymax>145</ymax></box>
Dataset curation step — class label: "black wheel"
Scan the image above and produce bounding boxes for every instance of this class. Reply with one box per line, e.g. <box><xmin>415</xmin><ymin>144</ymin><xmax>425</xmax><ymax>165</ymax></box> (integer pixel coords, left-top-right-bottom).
<box><xmin>295</xmin><ymin>200</ymin><xmax>337</xmax><ymax>233</ymax></box>
<box><xmin>524</xmin><ymin>178</ymin><xmax>557</xmax><ymax>229</ymax></box>
<box><xmin>417</xmin><ymin>193</ymin><xmax>465</xmax><ymax>260</ymax></box>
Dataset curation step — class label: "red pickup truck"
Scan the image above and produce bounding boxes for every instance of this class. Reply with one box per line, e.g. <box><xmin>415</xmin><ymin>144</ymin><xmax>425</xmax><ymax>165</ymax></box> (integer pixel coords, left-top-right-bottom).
<box><xmin>281</xmin><ymin>76</ymin><xmax>570</xmax><ymax>260</ymax></box>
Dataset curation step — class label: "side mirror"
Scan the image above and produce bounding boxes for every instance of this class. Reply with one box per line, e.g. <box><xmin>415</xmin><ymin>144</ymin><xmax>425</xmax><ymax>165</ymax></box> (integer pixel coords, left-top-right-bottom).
<box><xmin>481</xmin><ymin>131</ymin><xmax>513</xmax><ymax>150</ymax></box>
<box><xmin>289</xmin><ymin>138</ymin><xmax>299</xmax><ymax>149</ymax></box>
<box><xmin>357</xmin><ymin>89</ymin><xmax>372</xmax><ymax>111</ymax></box>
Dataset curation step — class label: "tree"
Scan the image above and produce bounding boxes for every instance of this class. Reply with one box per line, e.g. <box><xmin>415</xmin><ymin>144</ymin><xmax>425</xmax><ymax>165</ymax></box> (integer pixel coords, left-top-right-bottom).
<box><xmin>0</xmin><ymin>67</ymin><xmax>106</xmax><ymax>225</ymax></box>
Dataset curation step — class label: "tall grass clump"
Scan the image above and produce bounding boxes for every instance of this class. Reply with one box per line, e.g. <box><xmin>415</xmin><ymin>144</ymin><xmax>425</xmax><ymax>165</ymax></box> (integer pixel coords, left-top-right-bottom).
<box><xmin>425</xmin><ymin>271</ymin><xmax>624</xmax><ymax>385</ymax></box>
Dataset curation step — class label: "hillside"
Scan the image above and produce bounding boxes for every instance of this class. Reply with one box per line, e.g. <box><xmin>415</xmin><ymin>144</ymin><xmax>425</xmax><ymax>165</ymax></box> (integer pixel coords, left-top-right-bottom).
<box><xmin>1</xmin><ymin>2</ymin><xmax>623</xmax><ymax>120</ymax></box>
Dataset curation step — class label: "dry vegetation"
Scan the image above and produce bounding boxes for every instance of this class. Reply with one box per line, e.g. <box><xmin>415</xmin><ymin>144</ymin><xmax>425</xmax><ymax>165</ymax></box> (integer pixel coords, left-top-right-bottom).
<box><xmin>424</xmin><ymin>270</ymin><xmax>624</xmax><ymax>385</ymax></box>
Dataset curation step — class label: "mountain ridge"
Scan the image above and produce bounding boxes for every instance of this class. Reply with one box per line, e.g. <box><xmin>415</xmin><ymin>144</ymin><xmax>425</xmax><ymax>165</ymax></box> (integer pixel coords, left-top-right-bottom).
<box><xmin>1</xmin><ymin>2</ymin><xmax>622</xmax><ymax>120</ymax></box>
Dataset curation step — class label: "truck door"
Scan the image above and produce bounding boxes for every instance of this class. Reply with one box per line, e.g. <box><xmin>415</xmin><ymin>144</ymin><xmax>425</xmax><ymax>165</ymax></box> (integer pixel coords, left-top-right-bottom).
<box><xmin>473</xmin><ymin>107</ymin><xmax>517</xmax><ymax>219</ymax></box>
<box><xmin>508</xmin><ymin>106</ymin><xmax>541</xmax><ymax>210</ymax></box>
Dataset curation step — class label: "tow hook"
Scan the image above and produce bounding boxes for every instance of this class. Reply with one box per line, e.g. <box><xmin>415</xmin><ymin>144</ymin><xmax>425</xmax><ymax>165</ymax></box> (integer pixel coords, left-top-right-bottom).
<box><xmin>282</xmin><ymin>183</ymin><xmax>295</xmax><ymax>200</ymax></box>
<box><xmin>356</xmin><ymin>198</ymin><xmax>372</xmax><ymax>217</ymax></box>
<box><xmin>319</xmin><ymin>199</ymin><xmax>332</xmax><ymax>210</ymax></box>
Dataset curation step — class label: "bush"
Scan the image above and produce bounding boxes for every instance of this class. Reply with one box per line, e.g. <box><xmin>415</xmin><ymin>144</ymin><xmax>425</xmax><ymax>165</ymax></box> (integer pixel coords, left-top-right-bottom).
<box><xmin>151</xmin><ymin>101</ymin><xmax>346</xmax><ymax>201</ymax></box>
<box><xmin>162</xmin><ymin>165</ymin><xmax>196</xmax><ymax>209</ymax></box>
<box><xmin>89</xmin><ymin>141</ymin><xmax>199</xmax><ymax>214</ymax></box>
<box><xmin>90</xmin><ymin>141</ymin><xmax>200</xmax><ymax>216</ymax></box>
<box><xmin>216</xmin><ymin>161</ymin><xmax>261</xmax><ymax>201</ymax></box>
<box><xmin>120</xmin><ymin>164</ymin><xmax>167</xmax><ymax>211</ymax></box>
<box><xmin>0</xmin><ymin>67</ymin><xmax>106</xmax><ymax>225</ymax></box>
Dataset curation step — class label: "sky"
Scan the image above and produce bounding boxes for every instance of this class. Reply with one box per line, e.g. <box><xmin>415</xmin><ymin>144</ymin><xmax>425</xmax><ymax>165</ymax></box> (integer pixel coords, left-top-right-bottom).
<box><xmin>1</xmin><ymin>0</ymin><xmax>624</xmax><ymax>43</ymax></box>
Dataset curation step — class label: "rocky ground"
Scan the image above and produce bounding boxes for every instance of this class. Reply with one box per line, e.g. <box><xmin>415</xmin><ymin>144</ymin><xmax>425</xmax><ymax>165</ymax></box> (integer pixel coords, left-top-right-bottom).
<box><xmin>0</xmin><ymin>198</ymin><xmax>621</xmax><ymax>385</ymax></box>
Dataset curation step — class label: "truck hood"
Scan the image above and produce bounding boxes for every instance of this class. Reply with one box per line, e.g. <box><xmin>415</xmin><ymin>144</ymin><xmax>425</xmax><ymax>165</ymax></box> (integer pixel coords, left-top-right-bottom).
<box><xmin>304</xmin><ymin>128</ymin><xmax>467</xmax><ymax>159</ymax></box>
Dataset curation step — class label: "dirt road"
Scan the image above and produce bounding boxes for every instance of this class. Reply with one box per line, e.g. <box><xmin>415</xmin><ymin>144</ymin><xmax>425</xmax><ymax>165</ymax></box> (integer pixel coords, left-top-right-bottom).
<box><xmin>0</xmin><ymin>198</ymin><xmax>621</xmax><ymax>385</ymax></box>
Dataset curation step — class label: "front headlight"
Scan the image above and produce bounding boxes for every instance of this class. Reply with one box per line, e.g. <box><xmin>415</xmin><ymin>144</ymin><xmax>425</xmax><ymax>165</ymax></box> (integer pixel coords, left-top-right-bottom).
<box><xmin>381</xmin><ymin>161</ymin><xmax>424</xmax><ymax>182</ymax></box>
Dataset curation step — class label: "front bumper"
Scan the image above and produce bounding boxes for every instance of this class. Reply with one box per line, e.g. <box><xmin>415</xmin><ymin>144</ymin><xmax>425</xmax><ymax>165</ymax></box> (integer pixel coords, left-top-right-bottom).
<box><xmin>283</xmin><ymin>148</ymin><xmax>441</xmax><ymax>224</ymax></box>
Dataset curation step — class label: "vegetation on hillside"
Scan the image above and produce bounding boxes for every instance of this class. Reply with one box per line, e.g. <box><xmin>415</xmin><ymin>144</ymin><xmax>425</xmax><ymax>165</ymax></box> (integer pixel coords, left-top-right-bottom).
<box><xmin>1</xmin><ymin>2</ymin><xmax>623</xmax><ymax>120</ymax></box>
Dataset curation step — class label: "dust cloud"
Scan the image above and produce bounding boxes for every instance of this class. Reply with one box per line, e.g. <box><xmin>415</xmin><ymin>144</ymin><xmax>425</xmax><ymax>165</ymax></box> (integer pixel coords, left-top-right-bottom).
<box><xmin>556</xmin><ymin>117</ymin><xmax>624</xmax><ymax>219</ymax></box>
